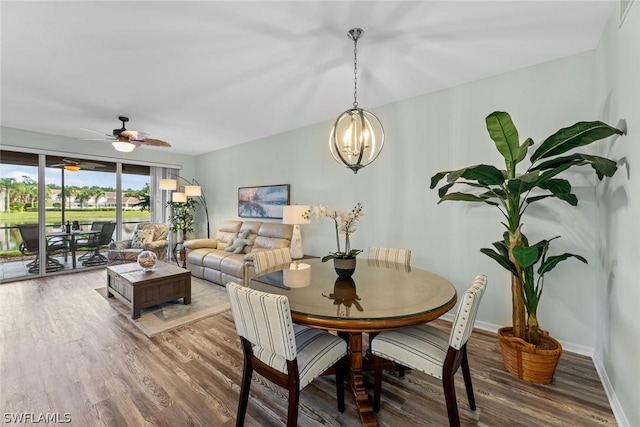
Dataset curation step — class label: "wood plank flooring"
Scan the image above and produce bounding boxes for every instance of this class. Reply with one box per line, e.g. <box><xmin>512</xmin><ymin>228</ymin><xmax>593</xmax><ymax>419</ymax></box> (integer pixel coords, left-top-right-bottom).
<box><xmin>0</xmin><ymin>270</ymin><xmax>617</xmax><ymax>426</ymax></box>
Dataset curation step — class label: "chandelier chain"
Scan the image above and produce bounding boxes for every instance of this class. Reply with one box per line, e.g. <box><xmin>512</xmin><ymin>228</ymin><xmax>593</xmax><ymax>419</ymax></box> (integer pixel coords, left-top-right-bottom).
<box><xmin>353</xmin><ymin>37</ymin><xmax>358</xmax><ymax>108</ymax></box>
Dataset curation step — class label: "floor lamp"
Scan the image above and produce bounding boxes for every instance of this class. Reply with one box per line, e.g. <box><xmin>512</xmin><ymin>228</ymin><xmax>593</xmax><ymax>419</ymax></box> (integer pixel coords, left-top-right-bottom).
<box><xmin>283</xmin><ymin>205</ymin><xmax>310</xmax><ymax>259</ymax></box>
<box><xmin>159</xmin><ymin>175</ymin><xmax>211</xmax><ymax>239</ymax></box>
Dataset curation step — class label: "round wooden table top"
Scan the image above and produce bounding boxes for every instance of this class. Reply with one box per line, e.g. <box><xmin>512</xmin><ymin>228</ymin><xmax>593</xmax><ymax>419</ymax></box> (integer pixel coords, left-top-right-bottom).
<box><xmin>248</xmin><ymin>258</ymin><xmax>457</xmax><ymax>333</ymax></box>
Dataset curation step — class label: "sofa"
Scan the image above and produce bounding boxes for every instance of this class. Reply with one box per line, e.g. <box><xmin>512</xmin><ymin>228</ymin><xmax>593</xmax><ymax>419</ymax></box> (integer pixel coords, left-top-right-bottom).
<box><xmin>107</xmin><ymin>223</ymin><xmax>169</xmax><ymax>265</ymax></box>
<box><xmin>184</xmin><ymin>220</ymin><xmax>293</xmax><ymax>286</ymax></box>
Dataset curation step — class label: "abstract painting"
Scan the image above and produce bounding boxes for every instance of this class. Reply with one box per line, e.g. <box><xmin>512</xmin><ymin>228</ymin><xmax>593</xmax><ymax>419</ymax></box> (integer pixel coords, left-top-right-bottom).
<box><xmin>238</xmin><ymin>184</ymin><xmax>290</xmax><ymax>219</ymax></box>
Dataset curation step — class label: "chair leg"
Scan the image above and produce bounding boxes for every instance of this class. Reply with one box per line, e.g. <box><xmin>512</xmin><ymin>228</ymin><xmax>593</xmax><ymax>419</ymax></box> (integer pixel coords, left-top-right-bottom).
<box><xmin>286</xmin><ymin>386</ymin><xmax>300</xmax><ymax>427</ymax></box>
<box><xmin>461</xmin><ymin>346</ymin><xmax>476</xmax><ymax>410</ymax></box>
<box><xmin>236</xmin><ymin>341</ymin><xmax>253</xmax><ymax>427</ymax></box>
<box><xmin>442</xmin><ymin>349</ymin><xmax>461</xmax><ymax>427</ymax></box>
<box><xmin>373</xmin><ymin>354</ymin><xmax>383</xmax><ymax>413</ymax></box>
<box><xmin>336</xmin><ymin>356</ymin><xmax>345</xmax><ymax>413</ymax></box>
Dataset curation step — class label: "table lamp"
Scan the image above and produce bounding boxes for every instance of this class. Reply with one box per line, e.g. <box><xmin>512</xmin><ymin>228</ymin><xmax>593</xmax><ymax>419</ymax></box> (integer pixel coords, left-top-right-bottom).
<box><xmin>282</xmin><ymin>205</ymin><xmax>310</xmax><ymax>259</ymax></box>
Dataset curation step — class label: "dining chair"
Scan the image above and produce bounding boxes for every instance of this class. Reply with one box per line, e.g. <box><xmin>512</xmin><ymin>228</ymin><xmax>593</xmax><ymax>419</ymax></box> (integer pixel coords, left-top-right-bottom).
<box><xmin>371</xmin><ymin>274</ymin><xmax>487</xmax><ymax>427</ymax></box>
<box><xmin>252</xmin><ymin>247</ymin><xmax>292</xmax><ymax>276</ymax></box>
<box><xmin>367</xmin><ymin>246</ymin><xmax>412</xmax><ymax>271</ymax></box>
<box><xmin>366</xmin><ymin>246</ymin><xmax>413</xmax><ymax>374</ymax></box>
<box><xmin>78</xmin><ymin>222</ymin><xmax>116</xmax><ymax>266</ymax></box>
<box><xmin>18</xmin><ymin>224</ymin><xmax>67</xmax><ymax>273</ymax></box>
<box><xmin>226</xmin><ymin>281</ymin><xmax>347</xmax><ymax>427</ymax></box>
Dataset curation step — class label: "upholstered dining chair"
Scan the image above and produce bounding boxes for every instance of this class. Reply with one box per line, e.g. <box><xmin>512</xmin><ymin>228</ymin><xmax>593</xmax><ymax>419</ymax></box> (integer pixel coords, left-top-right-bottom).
<box><xmin>367</xmin><ymin>246</ymin><xmax>412</xmax><ymax>271</ymax></box>
<box><xmin>371</xmin><ymin>274</ymin><xmax>487</xmax><ymax>427</ymax></box>
<box><xmin>366</xmin><ymin>246</ymin><xmax>413</xmax><ymax>374</ymax></box>
<box><xmin>226</xmin><ymin>281</ymin><xmax>347</xmax><ymax>427</ymax></box>
<box><xmin>252</xmin><ymin>247</ymin><xmax>292</xmax><ymax>276</ymax></box>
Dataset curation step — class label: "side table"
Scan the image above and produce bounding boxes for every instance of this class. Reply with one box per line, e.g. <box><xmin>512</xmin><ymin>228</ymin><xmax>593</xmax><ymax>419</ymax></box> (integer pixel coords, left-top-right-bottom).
<box><xmin>172</xmin><ymin>242</ymin><xmax>187</xmax><ymax>268</ymax></box>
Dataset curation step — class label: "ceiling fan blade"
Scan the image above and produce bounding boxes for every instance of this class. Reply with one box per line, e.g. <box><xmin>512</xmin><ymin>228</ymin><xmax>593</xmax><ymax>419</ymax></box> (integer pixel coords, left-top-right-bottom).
<box><xmin>78</xmin><ymin>162</ymin><xmax>105</xmax><ymax>169</ymax></box>
<box><xmin>79</xmin><ymin>127</ymin><xmax>112</xmax><ymax>137</ymax></box>
<box><xmin>139</xmin><ymin>138</ymin><xmax>171</xmax><ymax>148</ymax></box>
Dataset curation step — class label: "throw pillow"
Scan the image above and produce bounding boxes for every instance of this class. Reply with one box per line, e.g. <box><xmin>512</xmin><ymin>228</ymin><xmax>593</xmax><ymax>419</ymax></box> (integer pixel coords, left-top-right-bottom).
<box><xmin>237</xmin><ymin>228</ymin><xmax>251</xmax><ymax>240</ymax></box>
<box><xmin>131</xmin><ymin>228</ymin><xmax>154</xmax><ymax>249</ymax></box>
<box><xmin>225</xmin><ymin>238</ymin><xmax>252</xmax><ymax>254</ymax></box>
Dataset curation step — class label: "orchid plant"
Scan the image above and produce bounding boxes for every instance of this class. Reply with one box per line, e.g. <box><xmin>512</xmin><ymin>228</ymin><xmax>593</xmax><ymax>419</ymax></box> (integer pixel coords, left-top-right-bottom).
<box><xmin>304</xmin><ymin>203</ymin><xmax>364</xmax><ymax>261</ymax></box>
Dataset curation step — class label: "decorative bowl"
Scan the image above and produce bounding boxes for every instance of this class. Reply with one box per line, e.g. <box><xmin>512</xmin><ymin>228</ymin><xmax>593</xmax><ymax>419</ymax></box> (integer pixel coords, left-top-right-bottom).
<box><xmin>137</xmin><ymin>250</ymin><xmax>157</xmax><ymax>271</ymax></box>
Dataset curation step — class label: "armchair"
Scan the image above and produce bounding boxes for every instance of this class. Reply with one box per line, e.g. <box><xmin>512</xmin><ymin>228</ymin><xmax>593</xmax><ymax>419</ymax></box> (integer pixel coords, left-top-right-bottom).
<box><xmin>107</xmin><ymin>223</ymin><xmax>169</xmax><ymax>266</ymax></box>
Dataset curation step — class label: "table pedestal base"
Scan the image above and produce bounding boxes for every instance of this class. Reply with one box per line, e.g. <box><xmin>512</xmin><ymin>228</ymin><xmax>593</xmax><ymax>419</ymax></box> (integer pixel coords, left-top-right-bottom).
<box><xmin>349</xmin><ymin>332</ymin><xmax>378</xmax><ymax>427</ymax></box>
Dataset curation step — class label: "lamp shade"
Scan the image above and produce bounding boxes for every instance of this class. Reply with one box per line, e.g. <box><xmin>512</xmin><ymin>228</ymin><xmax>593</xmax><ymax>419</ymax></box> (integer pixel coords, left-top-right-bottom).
<box><xmin>172</xmin><ymin>192</ymin><xmax>187</xmax><ymax>203</ymax></box>
<box><xmin>185</xmin><ymin>185</ymin><xmax>202</xmax><ymax>197</ymax></box>
<box><xmin>282</xmin><ymin>205</ymin><xmax>310</xmax><ymax>225</ymax></box>
<box><xmin>112</xmin><ymin>140</ymin><xmax>136</xmax><ymax>153</ymax></box>
<box><xmin>160</xmin><ymin>179</ymin><xmax>177</xmax><ymax>190</ymax></box>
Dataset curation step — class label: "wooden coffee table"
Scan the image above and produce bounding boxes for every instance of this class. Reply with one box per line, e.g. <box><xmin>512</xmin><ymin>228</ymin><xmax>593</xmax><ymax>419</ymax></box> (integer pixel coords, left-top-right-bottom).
<box><xmin>106</xmin><ymin>261</ymin><xmax>191</xmax><ymax>319</ymax></box>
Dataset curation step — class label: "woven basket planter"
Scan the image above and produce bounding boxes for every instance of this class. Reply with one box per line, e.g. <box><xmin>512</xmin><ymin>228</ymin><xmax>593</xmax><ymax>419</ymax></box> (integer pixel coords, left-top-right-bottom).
<box><xmin>497</xmin><ymin>327</ymin><xmax>562</xmax><ymax>384</ymax></box>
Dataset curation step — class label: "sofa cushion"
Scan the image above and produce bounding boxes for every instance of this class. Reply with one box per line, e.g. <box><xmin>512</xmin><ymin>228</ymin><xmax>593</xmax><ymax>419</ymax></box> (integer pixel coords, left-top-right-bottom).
<box><xmin>253</xmin><ymin>223</ymin><xmax>293</xmax><ymax>251</ymax></box>
<box><xmin>131</xmin><ymin>228</ymin><xmax>154</xmax><ymax>249</ymax></box>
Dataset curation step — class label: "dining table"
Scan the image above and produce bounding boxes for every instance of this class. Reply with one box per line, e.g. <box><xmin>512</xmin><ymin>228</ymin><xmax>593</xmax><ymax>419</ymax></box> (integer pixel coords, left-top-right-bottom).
<box><xmin>249</xmin><ymin>257</ymin><xmax>458</xmax><ymax>427</ymax></box>
<box><xmin>46</xmin><ymin>230</ymin><xmax>101</xmax><ymax>269</ymax></box>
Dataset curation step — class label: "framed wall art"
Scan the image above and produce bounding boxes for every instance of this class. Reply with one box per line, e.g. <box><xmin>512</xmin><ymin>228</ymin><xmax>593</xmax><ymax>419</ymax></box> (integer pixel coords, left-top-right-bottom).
<box><xmin>238</xmin><ymin>184</ymin><xmax>290</xmax><ymax>219</ymax></box>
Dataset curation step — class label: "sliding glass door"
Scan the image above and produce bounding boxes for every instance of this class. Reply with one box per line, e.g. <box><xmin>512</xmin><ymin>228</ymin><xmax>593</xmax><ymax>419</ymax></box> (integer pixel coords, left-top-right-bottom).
<box><xmin>0</xmin><ymin>149</ymin><xmax>153</xmax><ymax>283</ymax></box>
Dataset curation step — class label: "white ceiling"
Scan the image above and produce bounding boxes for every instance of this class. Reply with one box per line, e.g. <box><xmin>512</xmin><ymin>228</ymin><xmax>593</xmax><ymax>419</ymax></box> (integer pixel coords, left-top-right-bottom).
<box><xmin>1</xmin><ymin>1</ymin><xmax>615</xmax><ymax>156</ymax></box>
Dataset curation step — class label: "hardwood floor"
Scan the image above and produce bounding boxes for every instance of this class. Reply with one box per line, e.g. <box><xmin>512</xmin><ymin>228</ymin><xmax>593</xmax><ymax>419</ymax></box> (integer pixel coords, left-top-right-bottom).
<box><xmin>0</xmin><ymin>271</ymin><xmax>617</xmax><ymax>426</ymax></box>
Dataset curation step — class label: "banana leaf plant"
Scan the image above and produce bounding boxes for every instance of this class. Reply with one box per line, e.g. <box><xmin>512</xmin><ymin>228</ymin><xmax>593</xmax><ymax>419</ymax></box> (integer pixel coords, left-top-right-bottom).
<box><xmin>430</xmin><ymin>111</ymin><xmax>623</xmax><ymax>345</ymax></box>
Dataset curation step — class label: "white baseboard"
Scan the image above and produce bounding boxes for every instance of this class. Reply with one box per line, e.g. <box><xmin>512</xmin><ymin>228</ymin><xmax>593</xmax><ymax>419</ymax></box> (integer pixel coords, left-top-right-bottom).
<box><xmin>593</xmin><ymin>353</ymin><xmax>630</xmax><ymax>427</ymax></box>
<box><xmin>439</xmin><ymin>313</ymin><xmax>629</xmax><ymax>426</ymax></box>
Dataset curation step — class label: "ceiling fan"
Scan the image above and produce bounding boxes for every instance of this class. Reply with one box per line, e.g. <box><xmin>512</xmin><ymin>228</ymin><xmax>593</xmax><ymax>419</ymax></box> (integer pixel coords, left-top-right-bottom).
<box><xmin>81</xmin><ymin>116</ymin><xmax>172</xmax><ymax>152</ymax></box>
<box><xmin>51</xmin><ymin>158</ymin><xmax>106</xmax><ymax>172</ymax></box>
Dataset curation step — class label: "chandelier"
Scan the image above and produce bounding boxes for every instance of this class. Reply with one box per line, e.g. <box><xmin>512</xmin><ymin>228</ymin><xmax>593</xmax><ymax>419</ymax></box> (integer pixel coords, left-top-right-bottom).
<box><xmin>329</xmin><ymin>28</ymin><xmax>385</xmax><ymax>174</ymax></box>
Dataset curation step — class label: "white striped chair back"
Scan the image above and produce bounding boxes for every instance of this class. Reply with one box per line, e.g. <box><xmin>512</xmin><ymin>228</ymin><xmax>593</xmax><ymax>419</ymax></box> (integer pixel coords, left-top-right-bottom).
<box><xmin>367</xmin><ymin>247</ymin><xmax>412</xmax><ymax>271</ymax></box>
<box><xmin>226</xmin><ymin>281</ymin><xmax>297</xmax><ymax>361</ymax></box>
<box><xmin>253</xmin><ymin>248</ymin><xmax>292</xmax><ymax>276</ymax></box>
<box><xmin>448</xmin><ymin>274</ymin><xmax>487</xmax><ymax>350</ymax></box>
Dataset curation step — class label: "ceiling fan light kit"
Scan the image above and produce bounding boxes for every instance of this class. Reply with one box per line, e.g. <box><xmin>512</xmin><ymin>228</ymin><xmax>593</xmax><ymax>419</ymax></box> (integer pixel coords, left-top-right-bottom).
<box><xmin>329</xmin><ymin>28</ymin><xmax>385</xmax><ymax>174</ymax></box>
<box><xmin>112</xmin><ymin>137</ymin><xmax>136</xmax><ymax>153</ymax></box>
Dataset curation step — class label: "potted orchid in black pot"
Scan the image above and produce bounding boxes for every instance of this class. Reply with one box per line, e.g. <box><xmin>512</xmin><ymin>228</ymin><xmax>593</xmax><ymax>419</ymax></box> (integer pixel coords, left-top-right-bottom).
<box><xmin>430</xmin><ymin>111</ymin><xmax>623</xmax><ymax>383</ymax></box>
<box><xmin>305</xmin><ymin>203</ymin><xmax>364</xmax><ymax>278</ymax></box>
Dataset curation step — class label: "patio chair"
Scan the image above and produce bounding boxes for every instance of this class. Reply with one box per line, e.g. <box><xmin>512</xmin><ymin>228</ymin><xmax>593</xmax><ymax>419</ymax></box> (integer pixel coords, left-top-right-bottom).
<box><xmin>77</xmin><ymin>221</ymin><xmax>110</xmax><ymax>262</ymax></box>
<box><xmin>78</xmin><ymin>222</ymin><xmax>116</xmax><ymax>266</ymax></box>
<box><xmin>371</xmin><ymin>274</ymin><xmax>488</xmax><ymax>427</ymax></box>
<box><xmin>226</xmin><ymin>281</ymin><xmax>347</xmax><ymax>427</ymax></box>
<box><xmin>18</xmin><ymin>224</ymin><xmax>67</xmax><ymax>273</ymax></box>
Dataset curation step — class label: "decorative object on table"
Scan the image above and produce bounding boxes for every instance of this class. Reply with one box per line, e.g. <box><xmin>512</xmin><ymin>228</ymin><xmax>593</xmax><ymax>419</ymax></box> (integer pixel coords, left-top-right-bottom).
<box><xmin>72</xmin><ymin>220</ymin><xmax>80</xmax><ymax>231</ymax></box>
<box><xmin>282</xmin><ymin>205</ymin><xmax>310</xmax><ymax>259</ymax></box>
<box><xmin>238</xmin><ymin>184</ymin><xmax>290</xmax><ymax>219</ymax></box>
<box><xmin>283</xmin><ymin>261</ymin><xmax>311</xmax><ymax>288</ymax></box>
<box><xmin>329</xmin><ymin>28</ymin><xmax>384</xmax><ymax>174</ymax></box>
<box><xmin>137</xmin><ymin>250</ymin><xmax>157</xmax><ymax>271</ymax></box>
<box><xmin>304</xmin><ymin>203</ymin><xmax>364</xmax><ymax>276</ymax></box>
<box><xmin>65</xmin><ymin>221</ymin><xmax>71</xmax><ymax>233</ymax></box>
<box><xmin>322</xmin><ymin>277</ymin><xmax>362</xmax><ymax>317</ymax></box>
<box><xmin>430</xmin><ymin>111</ymin><xmax>624</xmax><ymax>383</ymax></box>
<box><xmin>160</xmin><ymin>175</ymin><xmax>211</xmax><ymax>238</ymax></box>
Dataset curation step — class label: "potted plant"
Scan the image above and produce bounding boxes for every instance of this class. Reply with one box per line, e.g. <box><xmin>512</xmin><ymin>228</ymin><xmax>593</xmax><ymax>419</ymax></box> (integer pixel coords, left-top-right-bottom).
<box><xmin>430</xmin><ymin>111</ymin><xmax>623</xmax><ymax>383</ymax></box>
<box><xmin>167</xmin><ymin>198</ymin><xmax>197</xmax><ymax>242</ymax></box>
<box><xmin>304</xmin><ymin>203</ymin><xmax>364</xmax><ymax>277</ymax></box>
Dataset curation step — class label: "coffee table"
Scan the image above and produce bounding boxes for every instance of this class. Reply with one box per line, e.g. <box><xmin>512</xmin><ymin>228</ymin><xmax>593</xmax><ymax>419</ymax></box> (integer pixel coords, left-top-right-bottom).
<box><xmin>106</xmin><ymin>261</ymin><xmax>191</xmax><ymax>319</ymax></box>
